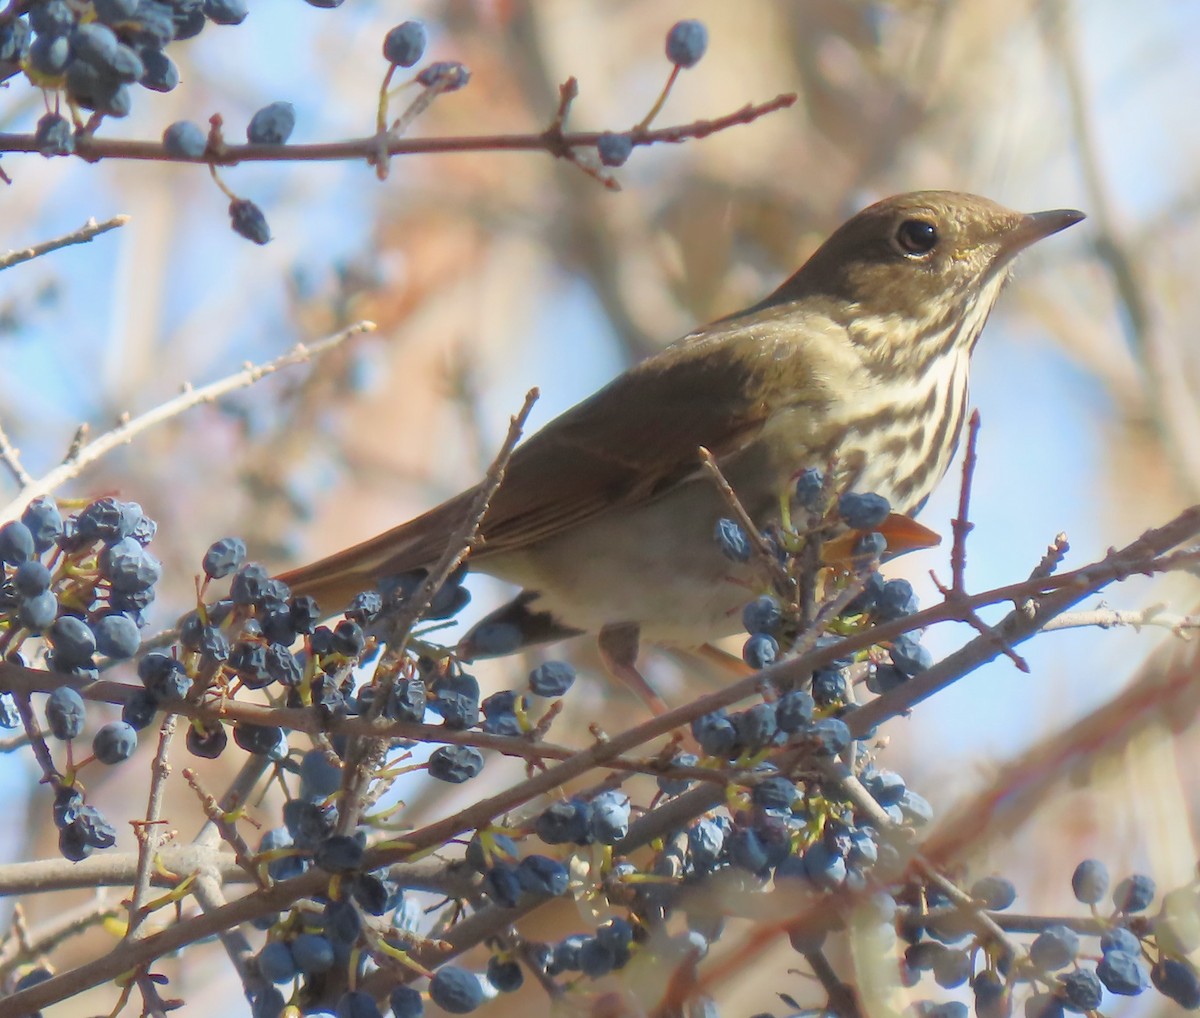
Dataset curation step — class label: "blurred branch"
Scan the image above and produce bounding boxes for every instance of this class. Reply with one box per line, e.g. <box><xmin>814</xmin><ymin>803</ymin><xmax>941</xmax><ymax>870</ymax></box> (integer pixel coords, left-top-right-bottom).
<box><xmin>0</xmin><ymin>214</ymin><xmax>129</xmax><ymax>272</ymax></box>
<box><xmin>0</xmin><ymin>320</ymin><xmax>376</xmax><ymax>526</ymax></box>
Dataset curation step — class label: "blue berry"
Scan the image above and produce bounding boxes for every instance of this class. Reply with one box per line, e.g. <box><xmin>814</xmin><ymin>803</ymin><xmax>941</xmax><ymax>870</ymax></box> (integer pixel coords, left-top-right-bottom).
<box><xmin>528</xmin><ymin>660</ymin><xmax>575</xmax><ymax>697</ymax></box>
<box><xmin>257</xmin><ymin>940</ymin><xmax>297</xmax><ymax>983</ymax></box>
<box><xmin>806</xmin><ymin>717</ymin><xmax>851</xmax><ymax>756</ymax></box>
<box><xmin>121</xmin><ymin>688</ymin><xmax>159</xmax><ymax>731</ymax></box>
<box><xmin>714</xmin><ymin>517</ymin><xmax>750</xmax><ymax>562</ymax></box>
<box><xmin>1100</xmin><ymin>926</ymin><xmax>1140</xmax><ymax>956</ymax></box>
<box><xmin>416</xmin><ymin>61</ymin><xmax>470</xmax><ymax>92</ymax></box>
<box><xmin>50</xmin><ymin>616</ymin><xmax>96</xmax><ymax>668</ymax></box>
<box><xmin>742</xmin><ymin>595</ymin><xmax>782</xmax><ymax>636</ymax></box>
<box><xmin>486</xmin><ymin>955</ymin><xmax>523</xmax><ymax>992</ymax></box>
<box><xmin>31</xmin><ymin>1</ymin><xmax>76</xmax><ymax>35</ymax></box>
<box><xmin>877</xmin><ymin>578</ymin><xmax>919</xmax><ymax>620</ymax></box>
<box><xmin>1096</xmin><ymin>949</ymin><xmax>1147</xmax><ymax>995</ymax></box>
<box><xmin>1060</xmin><ymin>968</ymin><xmax>1102</xmax><ymax>1012</ymax></box>
<box><xmin>890</xmin><ymin>633</ymin><xmax>932</xmax><ymax>677</ymax></box>
<box><xmin>1113</xmin><ymin>873</ymin><xmax>1155</xmax><ymax>913</ymax></box>
<box><xmin>186</xmin><ymin>720</ymin><xmax>228</xmax><ymax>759</ymax></box>
<box><xmin>35</xmin><ymin>112</ymin><xmax>74</xmax><ymax>156</ymax></box>
<box><xmin>382</xmin><ymin>20</ymin><xmax>426</xmax><ymax>67</ymax></box>
<box><xmin>430</xmin><ymin>672</ymin><xmax>479</xmax><ymax>729</ymax></box>
<box><xmin>811</xmin><ymin>667</ymin><xmax>847</xmax><ymax>707</ymax></box>
<box><xmin>313</xmin><ymin>834</ymin><xmax>365</xmax><ymax>873</ymax></box>
<box><xmin>482</xmin><ymin>863</ymin><xmax>520</xmax><ymax>908</ymax></box>
<box><xmin>46</xmin><ymin>686</ymin><xmax>87</xmax><ymax>740</ymax></box>
<box><xmin>335</xmin><ymin>989</ymin><xmax>380</xmax><ymax>1018</ymax></box>
<box><xmin>1030</xmin><ymin>925</ymin><xmax>1079</xmax><ymax>970</ymax></box>
<box><xmin>1153</xmin><ymin>958</ymin><xmax>1200</xmax><ymax>1009</ymax></box>
<box><xmin>794</xmin><ymin>468</ymin><xmax>825</xmax><ymax>512</ymax></box>
<box><xmin>589</xmin><ymin>790</ymin><xmax>630</xmax><ymax>843</ymax></box>
<box><xmin>93</xmin><ymin>613</ymin><xmax>140</xmax><ymax>658</ymax></box>
<box><xmin>163</xmin><ymin>120</ymin><xmax>207</xmax><ymax>158</ymax></box>
<box><xmin>1071</xmin><ymin>858</ymin><xmax>1108</xmax><ymax>905</ymax></box>
<box><xmin>853</xmin><ymin>531</ymin><xmax>887</xmax><ymax>559</ymax></box>
<box><xmin>751</xmin><ymin>775</ymin><xmax>796</xmax><ymax>811</ymax></box>
<box><xmin>93</xmin><ymin>721</ymin><xmax>137</xmax><ymax>764</ymax></box>
<box><xmin>13</xmin><ymin>559</ymin><xmax>51</xmax><ymax>596</ymax></box>
<box><xmin>204</xmin><ymin>0</ymin><xmax>248</xmax><ymax>25</ymax></box>
<box><xmin>389</xmin><ymin>986</ymin><xmax>424</xmax><ymax>1018</ymax></box>
<box><xmin>665</xmin><ymin>19</ymin><xmax>707</xmax><ymax>68</ymax></box>
<box><xmin>0</xmin><ymin>521</ymin><xmax>34</xmax><ymax>564</ymax></box>
<box><xmin>691</xmin><ymin>711</ymin><xmax>736</xmax><ymax>756</ymax></box>
<box><xmin>299</xmin><ymin>749</ymin><xmax>342</xmax><ymax>799</ymax></box>
<box><xmin>427</xmin><ymin>745</ymin><xmax>484</xmax><ymax>783</ymax></box>
<box><xmin>22</xmin><ymin>499</ymin><xmax>62</xmax><ymax>552</ymax></box>
<box><xmin>18</xmin><ymin>590</ymin><xmax>58</xmax><ymax>631</ymax></box>
<box><xmin>838</xmin><ymin>492</ymin><xmax>891</xmax><ymax>530</ymax></box>
<box><xmin>99</xmin><ymin>537</ymin><xmax>161</xmax><ymax>592</ymax></box>
<box><xmin>516</xmin><ymin>855</ymin><xmax>569</xmax><ymax>897</ymax></box>
<box><xmin>578</xmin><ymin>937</ymin><xmax>616</xmax><ymax>977</ymax></box>
<box><xmin>971</xmin><ymin>876</ymin><xmax>1016</xmax><ymax>910</ymax></box>
<box><xmin>247</xmin><ymin>101</ymin><xmax>295</xmax><ymax>145</ymax></box>
<box><xmin>597</xmin><ymin>132</ymin><xmax>633</xmax><ymax>167</ymax></box>
<box><xmin>742</xmin><ymin>633</ymin><xmax>778</xmax><ymax>670</ymax></box>
<box><xmin>229</xmin><ymin>199</ymin><xmax>271</xmax><ymax>245</ymax></box>
<box><xmin>775</xmin><ymin>690</ymin><xmax>815</xmax><ymax>732</ymax></box>
<box><xmin>1024</xmin><ymin>993</ymin><xmax>1064</xmax><ymax>1018</ymax></box>
<box><xmin>428</xmin><ymin>966</ymin><xmax>483</xmax><ymax>1014</ymax></box>
<box><xmin>233</xmin><ymin>723</ymin><xmax>286</xmax><ymax>757</ymax></box>
<box><xmin>732</xmin><ymin>701</ymin><xmax>777</xmax><ymax>750</ymax></box>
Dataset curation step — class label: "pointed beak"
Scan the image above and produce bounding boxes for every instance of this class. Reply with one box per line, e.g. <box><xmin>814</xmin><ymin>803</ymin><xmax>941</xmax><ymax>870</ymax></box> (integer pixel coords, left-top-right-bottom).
<box><xmin>1000</xmin><ymin>207</ymin><xmax>1086</xmax><ymax>259</ymax></box>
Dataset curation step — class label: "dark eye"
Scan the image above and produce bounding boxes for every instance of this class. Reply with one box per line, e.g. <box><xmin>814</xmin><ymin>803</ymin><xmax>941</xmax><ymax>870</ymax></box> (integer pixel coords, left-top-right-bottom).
<box><xmin>895</xmin><ymin>219</ymin><xmax>938</xmax><ymax>256</ymax></box>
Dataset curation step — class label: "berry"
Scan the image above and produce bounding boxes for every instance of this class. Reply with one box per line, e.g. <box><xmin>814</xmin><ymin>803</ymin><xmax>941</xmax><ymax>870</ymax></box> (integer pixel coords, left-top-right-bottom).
<box><xmin>93</xmin><ymin>613</ymin><xmax>140</xmax><ymax>658</ymax></box>
<box><xmin>50</xmin><ymin>616</ymin><xmax>97</xmax><ymax>668</ymax></box>
<box><xmin>122</xmin><ymin>688</ymin><xmax>159</xmax><ymax>731</ymax></box>
<box><xmin>692</xmin><ymin>711</ymin><xmax>737</xmax><ymax>756</ymax></box>
<box><xmin>1071</xmin><ymin>858</ymin><xmax>1108</xmax><ymax>905</ymax></box>
<box><xmin>811</xmin><ymin>667</ymin><xmax>847</xmax><ymax>707</ymax></box>
<box><xmin>94</xmin><ymin>0</ymin><xmax>138</xmax><ymax>24</ymax></box>
<box><xmin>714</xmin><ymin>517</ymin><xmax>750</xmax><ymax>562</ymax></box>
<box><xmin>597</xmin><ymin>132</ymin><xmax>633</xmax><ymax>167</ymax></box>
<box><xmin>233</xmin><ymin>723</ymin><xmax>285</xmax><ymax>757</ymax></box>
<box><xmin>516</xmin><ymin>855</ymin><xmax>569</xmax><ymax>897</ymax></box>
<box><xmin>229</xmin><ymin>199</ymin><xmax>271</xmax><ymax>244</ymax></box>
<box><xmin>806</xmin><ymin>717</ymin><xmax>851</xmax><ymax>756</ymax></box>
<box><xmin>486</xmin><ymin>955</ymin><xmax>523</xmax><ymax>993</ymax></box>
<box><xmin>416</xmin><ymin>61</ymin><xmax>470</xmax><ymax>91</ymax></box>
<box><xmin>45</xmin><ymin>686</ymin><xmax>87</xmax><ymax>740</ymax></box>
<box><xmin>257</xmin><ymin>940</ymin><xmax>296</xmax><ymax>983</ymax></box>
<box><xmin>742</xmin><ymin>595</ymin><xmax>782</xmax><ymax>636</ymax></box>
<box><xmin>665</xmin><ymin>19</ymin><xmax>708</xmax><ymax>68</ymax></box>
<box><xmin>1153</xmin><ymin>958</ymin><xmax>1200</xmax><ymax>1009</ymax></box>
<box><xmin>1113</xmin><ymin>873</ymin><xmax>1155</xmax><ymax>912</ymax></box>
<box><xmin>13</xmin><ymin>559</ymin><xmax>52</xmax><ymax>596</ymax></box>
<box><xmin>18</xmin><ymin>590</ymin><xmax>58</xmax><ymax>631</ymax></box>
<box><xmin>138</xmin><ymin>653</ymin><xmax>192</xmax><ymax>700</ymax></box>
<box><xmin>536</xmin><ymin>798</ymin><xmax>592</xmax><ymax>845</ymax></box>
<box><xmin>140</xmin><ymin>49</ymin><xmax>179</xmax><ymax>92</ymax></box>
<box><xmin>230</xmin><ymin>562</ymin><xmax>270</xmax><ymax>604</ymax></box>
<box><xmin>430</xmin><ymin>672</ymin><xmax>479</xmax><ymax>729</ymax></box>
<box><xmin>0</xmin><ymin>521</ymin><xmax>35</xmax><ymax>564</ymax></box>
<box><xmin>482</xmin><ymin>863</ymin><xmax>521</xmax><ymax>908</ymax></box>
<box><xmin>31</xmin><ymin>1</ymin><xmax>76</xmax><ymax>35</ymax></box>
<box><xmin>428</xmin><ymin>745</ymin><xmax>484</xmax><ymax>783</ymax></box>
<box><xmin>1059</xmin><ymin>968</ymin><xmax>1102</xmax><ymax>1012</ymax></box>
<box><xmin>335</xmin><ymin>990</ymin><xmax>381</xmax><ymax>1018</ymax></box>
<box><xmin>733</xmin><ymin>701</ymin><xmax>777</xmax><ymax>750</ymax></box>
<box><xmin>389</xmin><ymin>986</ymin><xmax>424</xmax><ymax>1018</ymax></box>
<box><xmin>163</xmin><ymin>120</ymin><xmax>206</xmax><ymax>158</ymax></box>
<box><xmin>314</xmin><ymin>834</ymin><xmax>365</xmax><ymax>873</ymax></box>
<box><xmin>838</xmin><ymin>491</ymin><xmax>891</xmax><ymax>530</ymax></box>
<box><xmin>428</xmin><ymin>966</ymin><xmax>483</xmax><ymax>1014</ymax></box>
<box><xmin>971</xmin><ymin>876</ymin><xmax>1017</xmax><ymax>911</ymax></box>
<box><xmin>299</xmin><ymin>749</ymin><xmax>342</xmax><ymax>799</ymax></box>
<box><xmin>382</xmin><ymin>20</ymin><xmax>426</xmax><ymax>67</ymax></box>
<box><xmin>751</xmin><ymin>775</ymin><xmax>796</xmax><ymax>811</ymax></box>
<box><xmin>247</xmin><ymin>101</ymin><xmax>295</xmax><ymax>145</ymax></box>
<box><xmin>99</xmin><ymin>537</ymin><xmax>161</xmax><ymax>592</ymax></box>
<box><xmin>877</xmin><ymin>578</ymin><xmax>919</xmax><ymax>620</ymax></box>
<box><xmin>186</xmin><ymin>720</ymin><xmax>228</xmax><ymax>759</ymax></box>
<box><xmin>1096</xmin><ymin>949</ymin><xmax>1146</xmax><ymax>995</ymax></box>
<box><xmin>1030</xmin><ymin>925</ymin><xmax>1079</xmax><ymax>970</ymax></box>
<box><xmin>578</xmin><ymin>937</ymin><xmax>616</xmax><ymax>977</ymax></box>
<box><xmin>742</xmin><ymin>633</ymin><xmax>778</xmax><ymax>670</ymax></box>
<box><xmin>93</xmin><ymin>721</ymin><xmax>137</xmax><ymax>764</ymax></box>
<box><xmin>853</xmin><ymin>531</ymin><xmax>887</xmax><ymax>559</ymax></box>
<box><xmin>34</xmin><ymin>112</ymin><xmax>74</xmax><ymax>156</ymax></box>
<box><xmin>204</xmin><ymin>0</ymin><xmax>248</xmax><ymax>25</ymax></box>
<box><xmin>794</xmin><ymin>468</ymin><xmax>825</xmax><ymax>512</ymax></box>
<box><xmin>590</xmin><ymin>790</ymin><xmax>631</xmax><ymax>843</ymax></box>
<box><xmin>22</xmin><ymin>499</ymin><xmax>62</xmax><ymax>552</ymax></box>
<box><xmin>528</xmin><ymin>660</ymin><xmax>576</xmax><ymax>697</ymax></box>
<box><xmin>776</xmin><ymin>690</ymin><xmax>815</xmax><ymax>732</ymax></box>
<box><xmin>891</xmin><ymin>634</ymin><xmax>933</xmax><ymax>677</ymax></box>
<box><xmin>1100</xmin><ymin>926</ymin><xmax>1139</xmax><ymax>956</ymax></box>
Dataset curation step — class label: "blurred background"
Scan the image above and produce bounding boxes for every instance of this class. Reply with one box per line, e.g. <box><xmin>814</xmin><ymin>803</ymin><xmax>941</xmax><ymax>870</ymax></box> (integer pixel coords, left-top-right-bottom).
<box><xmin>2</xmin><ymin>1</ymin><xmax>1199</xmax><ymax>1014</ymax></box>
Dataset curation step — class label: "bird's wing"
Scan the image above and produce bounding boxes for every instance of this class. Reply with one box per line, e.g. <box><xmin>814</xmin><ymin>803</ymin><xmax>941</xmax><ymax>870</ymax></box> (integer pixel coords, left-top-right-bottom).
<box><xmin>279</xmin><ymin>310</ymin><xmax>817</xmax><ymax>608</ymax></box>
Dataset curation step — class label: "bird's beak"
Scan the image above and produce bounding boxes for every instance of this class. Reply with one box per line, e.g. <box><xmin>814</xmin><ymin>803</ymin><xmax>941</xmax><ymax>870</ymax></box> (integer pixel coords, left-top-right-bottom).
<box><xmin>999</xmin><ymin>208</ymin><xmax>1087</xmax><ymax>260</ymax></box>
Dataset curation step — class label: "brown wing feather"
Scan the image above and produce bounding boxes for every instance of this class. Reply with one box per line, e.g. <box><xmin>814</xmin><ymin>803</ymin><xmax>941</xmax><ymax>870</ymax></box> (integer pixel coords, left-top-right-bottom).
<box><xmin>279</xmin><ymin>315</ymin><xmax>790</xmax><ymax>610</ymax></box>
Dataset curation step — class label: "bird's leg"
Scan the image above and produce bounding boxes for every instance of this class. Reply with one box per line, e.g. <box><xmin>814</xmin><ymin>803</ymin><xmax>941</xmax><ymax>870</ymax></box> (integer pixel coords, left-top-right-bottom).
<box><xmin>597</xmin><ymin>622</ymin><xmax>671</xmax><ymax>717</ymax></box>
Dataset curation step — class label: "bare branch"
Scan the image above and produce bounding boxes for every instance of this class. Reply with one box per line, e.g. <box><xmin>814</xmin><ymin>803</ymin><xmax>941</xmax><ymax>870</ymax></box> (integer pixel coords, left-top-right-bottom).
<box><xmin>0</xmin><ymin>215</ymin><xmax>130</xmax><ymax>272</ymax></box>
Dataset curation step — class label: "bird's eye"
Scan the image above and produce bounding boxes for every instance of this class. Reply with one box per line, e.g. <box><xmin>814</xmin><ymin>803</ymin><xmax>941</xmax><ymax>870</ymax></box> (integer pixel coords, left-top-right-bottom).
<box><xmin>895</xmin><ymin>219</ymin><xmax>938</xmax><ymax>256</ymax></box>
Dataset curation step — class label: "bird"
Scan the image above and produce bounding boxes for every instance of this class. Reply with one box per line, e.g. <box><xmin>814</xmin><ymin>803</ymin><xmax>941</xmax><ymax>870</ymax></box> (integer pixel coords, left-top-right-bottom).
<box><xmin>278</xmin><ymin>191</ymin><xmax>1083</xmax><ymax>705</ymax></box>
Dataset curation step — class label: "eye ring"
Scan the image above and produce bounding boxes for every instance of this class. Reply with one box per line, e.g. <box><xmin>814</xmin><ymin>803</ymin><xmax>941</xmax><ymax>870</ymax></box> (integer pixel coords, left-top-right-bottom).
<box><xmin>895</xmin><ymin>219</ymin><xmax>938</xmax><ymax>256</ymax></box>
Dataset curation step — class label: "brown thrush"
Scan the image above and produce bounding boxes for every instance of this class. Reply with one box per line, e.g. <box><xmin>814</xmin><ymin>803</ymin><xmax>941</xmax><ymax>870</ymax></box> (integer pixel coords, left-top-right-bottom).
<box><xmin>279</xmin><ymin>191</ymin><xmax>1083</xmax><ymax>694</ymax></box>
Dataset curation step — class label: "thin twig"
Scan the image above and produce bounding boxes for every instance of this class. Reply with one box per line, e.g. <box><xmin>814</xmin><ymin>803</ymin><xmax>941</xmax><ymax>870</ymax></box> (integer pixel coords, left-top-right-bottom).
<box><xmin>950</xmin><ymin>410</ymin><xmax>981</xmax><ymax>594</ymax></box>
<box><xmin>0</xmin><ymin>321</ymin><xmax>375</xmax><ymax>526</ymax></box>
<box><xmin>0</xmin><ymin>215</ymin><xmax>130</xmax><ymax>272</ymax></box>
<box><xmin>126</xmin><ymin>714</ymin><xmax>178</xmax><ymax>936</ymax></box>
<box><xmin>1040</xmin><ymin>604</ymin><xmax>1199</xmax><ymax>634</ymax></box>
<box><xmin>0</xmin><ymin>419</ymin><xmax>34</xmax><ymax>488</ymax></box>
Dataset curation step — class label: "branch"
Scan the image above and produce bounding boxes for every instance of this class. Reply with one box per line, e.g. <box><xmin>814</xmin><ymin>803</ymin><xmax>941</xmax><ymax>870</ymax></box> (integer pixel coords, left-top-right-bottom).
<box><xmin>0</xmin><ymin>320</ymin><xmax>375</xmax><ymax>524</ymax></box>
<box><xmin>0</xmin><ymin>215</ymin><xmax>129</xmax><ymax>272</ymax></box>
